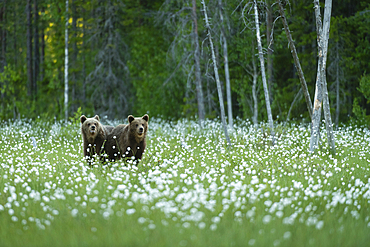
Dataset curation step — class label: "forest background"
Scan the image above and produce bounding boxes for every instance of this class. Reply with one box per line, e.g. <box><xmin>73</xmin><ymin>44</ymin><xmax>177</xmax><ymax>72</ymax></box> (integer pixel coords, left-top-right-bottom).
<box><xmin>0</xmin><ymin>0</ymin><xmax>370</xmax><ymax>126</ymax></box>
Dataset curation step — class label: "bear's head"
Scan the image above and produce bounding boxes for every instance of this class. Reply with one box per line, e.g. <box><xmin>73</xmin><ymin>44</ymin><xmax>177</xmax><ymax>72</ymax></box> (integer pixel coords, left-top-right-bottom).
<box><xmin>128</xmin><ymin>114</ymin><xmax>149</xmax><ymax>139</ymax></box>
<box><xmin>80</xmin><ymin>115</ymin><xmax>102</xmax><ymax>139</ymax></box>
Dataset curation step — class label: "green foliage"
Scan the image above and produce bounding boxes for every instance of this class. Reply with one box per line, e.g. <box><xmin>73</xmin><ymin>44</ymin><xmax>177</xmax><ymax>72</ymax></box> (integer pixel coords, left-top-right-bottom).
<box><xmin>358</xmin><ymin>73</ymin><xmax>370</xmax><ymax>102</ymax></box>
<box><xmin>69</xmin><ymin>107</ymin><xmax>83</xmax><ymax>125</ymax></box>
<box><xmin>0</xmin><ymin>66</ymin><xmax>21</xmax><ymax>95</ymax></box>
<box><xmin>0</xmin><ymin>65</ymin><xmax>28</xmax><ymax>119</ymax></box>
<box><xmin>128</xmin><ymin>24</ymin><xmax>183</xmax><ymax>118</ymax></box>
<box><xmin>351</xmin><ymin>98</ymin><xmax>369</xmax><ymax>126</ymax></box>
<box><xmin>351</xmin><ymin>73</ymin><xmax>370</xmax><ymax>126</ymax></box>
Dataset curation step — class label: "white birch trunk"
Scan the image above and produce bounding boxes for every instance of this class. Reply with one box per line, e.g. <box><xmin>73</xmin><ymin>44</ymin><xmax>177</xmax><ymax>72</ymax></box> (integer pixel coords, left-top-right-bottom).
<box><xmin>310</xmin><ymin>0</ymin><xmax>324</xmax><ymax>152</ymax></box>
<box><xmin>252</xmin><ymin>44</ymin><xmax>258</xmax><ymax>128</ymax></box>
<box><xmin>192</xmin><ymin>0</ymin><xmax>205</xmax><ymax>126</ymax></box>
<box><xmin>218</xmin><ymin>0</ymin><xmax>233</xmax><ymax>128</ymax></box>
<box><xmin>201</xmin><ymin>0</ymin><xmax>231</xmax><ymax>146</ymax></box>
<box><xmin>254</xmin><ymin>0</ymin><xmax>274</xmax><ymax>143</ymax></box>
<box><xmin>310</xmin><ymin>0</ymin><xmax>334</xmax><ymax>153</ymax></box>
<box><xmin>323</xmin><ymin>73</ymin><xmax>335</xmax><ymax>154</ymax></box>
<box><xmin>222</xmin><ymin>31</ymin><xmax>233</xmax><ymax>128</ymax></box>
<box><xmin>64</xmin><ymin>0</ymin><xmax>69</xmax><ymax>121</ymax></box>
<box><xmin>321</xmin><ymin>0</ymin><xmax>335</xmax><ymax>154</ymax></box>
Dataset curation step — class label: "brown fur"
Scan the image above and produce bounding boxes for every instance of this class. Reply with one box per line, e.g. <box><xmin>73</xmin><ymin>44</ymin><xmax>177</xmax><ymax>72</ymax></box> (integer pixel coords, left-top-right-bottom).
<box><xmin>104</xmin><ymin>114</ymin><xmax>149</xmax><ymax>162</ymax></box>
<box><xmin>80</xmin><ymin>115</ymin><xmax>113</xmax><ymax>164</ymax></box>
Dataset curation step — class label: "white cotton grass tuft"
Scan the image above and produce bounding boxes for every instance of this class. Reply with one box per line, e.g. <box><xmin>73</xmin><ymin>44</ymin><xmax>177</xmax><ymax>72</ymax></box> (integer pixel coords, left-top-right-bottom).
<box><xmin>283</xmin><ymin>231</ymin><xmax>291</xmax><ymax>239</ymax></box>
<box><xmin>30</xmin><ymin>137</ymin><xmax>37</xmax><ymax>148</ymax></box>
<box><xmin>126</xmin><ymin>208</ymin><xmax>136</xmax><ymax>215</ymax></box>
<box><xmin>71</xmin><ymin>209</ymin><xmax>78</xmax><ymax>217</ymax></box>
<box><xmin>262</xmin><ymin>215</ymin><xmax>272</xmax><ymax>224</ymax></box>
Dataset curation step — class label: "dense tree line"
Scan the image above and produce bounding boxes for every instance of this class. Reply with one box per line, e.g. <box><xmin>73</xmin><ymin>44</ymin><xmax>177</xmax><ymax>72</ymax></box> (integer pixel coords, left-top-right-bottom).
<box><xmin>0</xmin><ymin>0</ymin><xmax>369</xmax><ymax>125</ymax></box>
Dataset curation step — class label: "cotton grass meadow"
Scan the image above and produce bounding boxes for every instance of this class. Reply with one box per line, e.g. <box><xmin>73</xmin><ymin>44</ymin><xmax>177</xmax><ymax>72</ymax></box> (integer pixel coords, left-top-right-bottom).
<box><xmin>0</xmin><ymin>117</ymin><xmax>370</xmax><ymax>246</ymax></box>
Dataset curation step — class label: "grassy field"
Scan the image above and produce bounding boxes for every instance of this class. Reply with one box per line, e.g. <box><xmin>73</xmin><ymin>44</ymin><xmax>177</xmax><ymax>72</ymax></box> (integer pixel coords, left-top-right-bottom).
<box><xmin>0</xmin><ymin>117</ymin><xmax>369</xmax><ymax>247</ymax></box>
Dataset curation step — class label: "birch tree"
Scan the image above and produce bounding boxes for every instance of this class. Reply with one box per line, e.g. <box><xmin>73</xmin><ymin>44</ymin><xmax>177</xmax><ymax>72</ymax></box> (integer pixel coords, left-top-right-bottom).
<box><xmin>251</xmin><ymin>53</ymin><xmax>258</xmax><ymax>128</ymax></box>
<box><xmin>319</xmin><ymin>1</ymin><xmax>335</xmax><ymax>154</ymax></box>
<box><xmin>201</xmin><ymin>0</ymin><xmax>231</xmax><ymax>147</ymax></box>
<box><xmin>253</xmin><ymin>0</ymin><xmax>274</xmax><ymax>143</ymax></box>
<box><xmin>64</xmin><ymin>0</ymin><xmax>69</xmax><ymax>121</ymax></box>
<box><xmin>309</xmin><ymin>0</ymin><xmax>335</xmax><ymax>153</ymax></box>
<box><xmin>276</xmin><ymin>0</ymin><xmax>313</xmax><ymax>120</ymax></box>
<box><xmin>250</xmin><ymin>44</ymin><xmax>259</xmax><ymax>128</ymax></box>
<box><xmin>192</xmin><ymin>0</ymin><xmax>205</xmax><ymax>126</ymax></box>
<box><xmin>218</xmin><ymin>0</ymin><xmax>233</xmax><ymax>128</ymax></box>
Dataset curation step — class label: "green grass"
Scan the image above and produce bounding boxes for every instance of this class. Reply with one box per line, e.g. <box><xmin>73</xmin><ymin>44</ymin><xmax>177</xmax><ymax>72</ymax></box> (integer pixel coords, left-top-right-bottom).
<box><xmin>0</xmin><ymin>118</ymin><xmax>370</xmax><ymax>247</ymax></box>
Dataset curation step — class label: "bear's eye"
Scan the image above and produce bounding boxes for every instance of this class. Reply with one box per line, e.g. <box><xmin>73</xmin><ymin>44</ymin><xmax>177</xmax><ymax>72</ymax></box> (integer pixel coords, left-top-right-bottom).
<box><xmin>136</xmin><ymin>124</ymin><xmax>138</xmax><ymax>127</ymax></box>
<box><xmin>88</xmin><ymin>123</ymin><xmax>91</xmax><ymax>126</ymax></box>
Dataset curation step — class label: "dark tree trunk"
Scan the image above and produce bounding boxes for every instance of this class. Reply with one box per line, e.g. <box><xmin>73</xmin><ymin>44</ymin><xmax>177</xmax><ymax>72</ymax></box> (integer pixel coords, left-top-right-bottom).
<box><xmin>0</xmin><ymin>0</ymin><xmax>6</xmax><ymax>113</ymax></box>
<box><xmin>40</xmin><ymin>6</ymin><xmax>45</xmax><ymax>82</ymax></box>
<box><xmin>0</xmin><ymin>0</ymin><xmax>6</xmax><ymax>68</ymax></box>
<box><xmin>335</xmin><ymin>42</ymin><xmax>340</xmax><ymax>128</ymax></box>
<box><xmin>26</xmin><ymin>0</ymin><xmax>33</xmax><ymax>97</ymax></box>
<box><xmin>13</xmin><ymin>3</ymin><xmax>17</xmax><ymax>67</ymax></box>
<box><xmin>33</xmin><ymin>0</ymin><xmax>39</xmax><ymax>97</ymax></box>
<box><xmin>71</xmin><ymin>0</ymin><xmax>78</xmax><ymax>113</ymax></box>
<box><xmin>82</xmin><ymin>8</ymin><xmax>86</xmax><ymax>106</ymax></box>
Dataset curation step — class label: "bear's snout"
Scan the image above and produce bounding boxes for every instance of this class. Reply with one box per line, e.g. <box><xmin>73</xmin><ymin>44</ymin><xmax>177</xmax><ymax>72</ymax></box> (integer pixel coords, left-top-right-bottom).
<box><xmin>90</xmin><ymin>125</ymin><xmax>96</xmax><ymax>134</ymax></box>
<box><xmin>138</xmin><ymin>127</ymin><xmax>144</xmax><ymax>134</ymax></box>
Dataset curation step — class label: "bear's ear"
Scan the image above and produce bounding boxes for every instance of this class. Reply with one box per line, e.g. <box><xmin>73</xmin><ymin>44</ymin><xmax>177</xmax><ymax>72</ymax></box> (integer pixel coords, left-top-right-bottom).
<box><xmin>94</xmin><ymin>115</ymin><xmax>100</xmax><ymax>121</ymax></box>
<box><xmin>80</xmin><ymin>115</ymin><xmax>87</xmax><ymax>124</ymax></box>
<box><xmin>128</xmin><ymin>115</ymin><xmax>135</xmax><ymax>123</ymax></box>
<box><xmin>142</xmin><ymin>114</ymin><xmax>149</xmax><ymax>122</ymax></box>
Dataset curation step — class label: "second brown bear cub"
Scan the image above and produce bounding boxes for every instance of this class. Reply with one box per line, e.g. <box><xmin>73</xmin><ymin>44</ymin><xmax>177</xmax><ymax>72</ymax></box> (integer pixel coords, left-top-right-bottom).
<box><xmin>104</xmin><ymin>114</ymin><xmax>149</xmax><ymax>162</ymax></box>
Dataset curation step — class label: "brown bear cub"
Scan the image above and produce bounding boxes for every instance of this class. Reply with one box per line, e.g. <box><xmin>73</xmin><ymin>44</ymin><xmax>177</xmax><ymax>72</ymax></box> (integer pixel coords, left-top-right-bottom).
<box><xmin>104</xmin><ymin>114</ymin><xmax>149</xmax><ymax>163</ymax></box>
<box><xmin>80</xmin><ymin>115</ymin><xmax>113</xmax><ymax>164</ymax></box>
